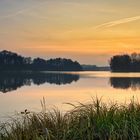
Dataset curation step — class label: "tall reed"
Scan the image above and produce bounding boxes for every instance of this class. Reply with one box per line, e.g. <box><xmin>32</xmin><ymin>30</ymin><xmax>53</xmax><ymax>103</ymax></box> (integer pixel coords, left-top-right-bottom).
<box><xmin>1</xmin><ymin>98</ymin><xmax>140</xmax><ymax>140</ymax></box>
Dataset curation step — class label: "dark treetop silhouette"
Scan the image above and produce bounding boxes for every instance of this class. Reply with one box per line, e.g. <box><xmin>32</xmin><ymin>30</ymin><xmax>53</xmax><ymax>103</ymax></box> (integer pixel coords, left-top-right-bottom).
<box><xmin>0</xmin><ymin>50</ymin><xmax>83</xmax><ymax>71</ymax></box>
<box><xmin>110</xmin><ymin>53</ymin><xmax>140</xmax><ymax>72</ymax></box>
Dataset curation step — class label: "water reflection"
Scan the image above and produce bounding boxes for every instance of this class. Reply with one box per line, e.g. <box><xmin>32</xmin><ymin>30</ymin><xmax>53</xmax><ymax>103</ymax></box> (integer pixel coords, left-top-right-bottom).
<box><xmin>0</xmin><ymin>72</ymin><xmax>80</xmax><ymax>93</ymax></box>
<box><xmin>110</xmin><ymin>77</ymin><xmax>140</xmax><ymax>90</ymax></box>
<box><xmin>1</xmin><ymin>72</ymin><xmax>140</xmax><ymax>93</ymax></box>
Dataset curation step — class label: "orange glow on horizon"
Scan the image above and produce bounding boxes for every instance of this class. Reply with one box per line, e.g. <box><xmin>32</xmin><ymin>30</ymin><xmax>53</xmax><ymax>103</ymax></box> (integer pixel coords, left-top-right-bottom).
<box><xmin>0</xmin><ymin>0</ymin><xmax>140</xmax><ymax>65</ymax></box>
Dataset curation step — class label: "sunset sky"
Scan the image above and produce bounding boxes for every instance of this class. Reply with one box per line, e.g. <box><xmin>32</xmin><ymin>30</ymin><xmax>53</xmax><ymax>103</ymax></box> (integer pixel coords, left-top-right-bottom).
<box><xmin>0</xmin><ymin>0</ymin><xmax>140</xmax><ymax>65</ymax></box>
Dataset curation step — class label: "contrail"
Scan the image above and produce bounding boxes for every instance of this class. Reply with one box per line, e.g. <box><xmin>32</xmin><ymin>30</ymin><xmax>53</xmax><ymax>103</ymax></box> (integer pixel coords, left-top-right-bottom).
<box><xmin>0</xmin><ymin>9</ymin><xmax>29</xmax><ymax>19</ymax></box>
<box><xmin>0</xmin><ymin>1</ymin><xmax>48</xmax><ymax>20</ymax></box>
<box><xmin>94</xmin><ymin>16</ymin><xmax>140</xmax><ymax>29</ymax></box>
<box><xmin>62</xmin><ymin>15</ymin><xmax>140</xmax><ymax>34</ymax></box>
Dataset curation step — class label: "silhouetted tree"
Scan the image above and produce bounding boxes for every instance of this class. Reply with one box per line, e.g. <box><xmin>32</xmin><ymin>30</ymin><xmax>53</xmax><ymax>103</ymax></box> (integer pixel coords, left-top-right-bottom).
<box><xmin>130</xmin><ymin>53</ymin><xmax>140</xmax><ymax>71</ymax></box>
<box><xmin>110</xmin><ymin>53</ymin><xmax>140</xmax><ymax>72</ymax></box>
<box><xmin>24</xmin><ymin>57</ymin><xmax>32</xmax><ymax>64</ymax></box>
<box><xmin>0</xmin><ymin>50</ymin><xmax>83</xmax><ymax>71</ymax></box>
<box><xmin>33</xmin><ymin>58</ymin><xmax>47</xmax><ymax>65</ymax></box>
<box><xmin>46</xmin><ymin>58</ymin><xmax>83</xmax><ymax>71</ymax></box>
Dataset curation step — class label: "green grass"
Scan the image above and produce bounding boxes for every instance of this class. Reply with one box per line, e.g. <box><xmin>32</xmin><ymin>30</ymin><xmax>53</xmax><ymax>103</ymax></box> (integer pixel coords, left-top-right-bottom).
<box><xmin>1</xmin><ymin>98</ymin><xmax>140</xmax><ymax>140</ymax></box>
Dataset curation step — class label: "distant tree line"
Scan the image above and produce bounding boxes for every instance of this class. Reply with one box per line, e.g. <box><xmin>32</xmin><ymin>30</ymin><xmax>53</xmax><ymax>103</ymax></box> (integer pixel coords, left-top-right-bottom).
<box><xmin>82</xmin><ymin>65</ymin><xmax>110</xmax><ymax>71</ymax></box>
<box><xmin>110</xmin><ymin>53</ymin><xmax>140</xmax><ymax>72</ymax></box>
<box><xmin>0</xmin><ymin>50</ymin><xmax>83</xmax><ymax>71</ymax></box>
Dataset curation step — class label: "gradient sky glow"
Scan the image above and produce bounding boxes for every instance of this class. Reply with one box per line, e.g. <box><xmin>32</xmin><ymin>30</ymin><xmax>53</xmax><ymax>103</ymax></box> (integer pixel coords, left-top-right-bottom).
<box><xmin>0</xmin><ymin>0</ymin><xmax>140</xmax><ymax>65</ymax></box>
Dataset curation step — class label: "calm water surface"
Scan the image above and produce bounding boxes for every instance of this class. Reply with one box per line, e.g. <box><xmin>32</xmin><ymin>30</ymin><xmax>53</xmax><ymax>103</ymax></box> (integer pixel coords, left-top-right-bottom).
<box><xmin>0</xmin><ymin>71</ymin><xmax>140</xmax><ymax>120</ymax></box>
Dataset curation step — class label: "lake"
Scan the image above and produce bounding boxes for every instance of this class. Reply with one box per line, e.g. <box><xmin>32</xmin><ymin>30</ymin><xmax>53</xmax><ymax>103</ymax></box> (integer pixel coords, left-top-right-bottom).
<box><xmin>0</xmin><ymin>71</ymin><xmax>140</xmax><ymax>120</ymax></box>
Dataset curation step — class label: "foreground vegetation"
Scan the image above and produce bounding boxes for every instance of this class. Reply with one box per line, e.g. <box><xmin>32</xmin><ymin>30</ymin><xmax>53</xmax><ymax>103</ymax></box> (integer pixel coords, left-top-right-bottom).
<box><xmin>1</xmin><ymin>98</ymin><xmax>140</xmax><ymax>140</ymax></box>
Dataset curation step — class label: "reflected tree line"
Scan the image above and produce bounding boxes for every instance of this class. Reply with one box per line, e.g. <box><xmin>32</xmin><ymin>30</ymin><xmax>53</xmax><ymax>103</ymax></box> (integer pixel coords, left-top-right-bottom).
<box><xmin>0</xmin><ymin>72</ymin><xmax>140</xmax><ymax>93</ymax></box>
<box><xmin>110</xmin><ymin>77</ymin><xmax>140</xmax><ymax>90</ymax></box>
<box><xmin>0</xmin><ymin>72</ymin><xmax>79</xmax><ymax>93</ymax></box>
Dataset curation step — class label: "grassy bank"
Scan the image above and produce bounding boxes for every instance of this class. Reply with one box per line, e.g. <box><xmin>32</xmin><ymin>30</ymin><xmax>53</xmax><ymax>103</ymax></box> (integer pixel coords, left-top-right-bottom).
<box><xmin>1</xmin><ymin>98</ymin><xmax>140</xmax><ymax>140</ymax></box>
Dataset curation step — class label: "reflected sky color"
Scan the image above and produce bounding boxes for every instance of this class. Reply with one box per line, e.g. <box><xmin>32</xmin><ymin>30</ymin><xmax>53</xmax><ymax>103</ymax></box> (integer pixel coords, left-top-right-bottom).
<box><xmin>0</xmin><ymin>0</ymin><xmax>140</xmax><ymax>65</ymax></box>
<box><xmin>0</xmin><ymin>72</ymin><xmax>140</xmax><ymax>121</ymax></box>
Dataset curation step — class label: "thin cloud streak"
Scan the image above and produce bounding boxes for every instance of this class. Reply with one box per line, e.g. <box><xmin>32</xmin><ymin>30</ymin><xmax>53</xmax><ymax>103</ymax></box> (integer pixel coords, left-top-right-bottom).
<box><xmin>0</xmin><ymin>9</ymin><xmax>29</xmax><ymax>19</ymax></box>
<box><xmin>0</xmin><ymin>1</ymin><xmax>48</xmax><ymax>20</ymax></box>
<box><xmin>56</xmin><ymin>15</ymin><xmax>140</xmax><ymax>35</ymax></box>
<box><xmin>94</xmin><ymin>16</ymin><xmax>140</xmax><ymax>29</ymax></box>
